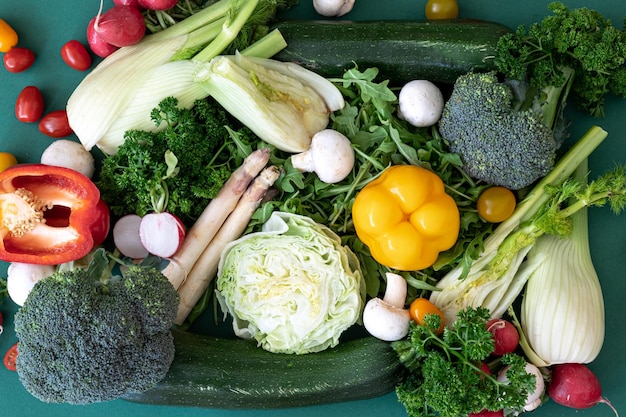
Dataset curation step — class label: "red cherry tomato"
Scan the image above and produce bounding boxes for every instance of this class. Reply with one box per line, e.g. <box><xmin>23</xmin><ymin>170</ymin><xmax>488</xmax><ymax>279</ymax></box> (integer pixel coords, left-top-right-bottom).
<box><xmin>3</xmin><ymin>47</ymin><xmax>35</xmax><ymax>73</ymax></box>
<box><xmin>90</xmin><ymin>199</ymin><xmax>111</xmax><ymax>247</ymax></box>
<box><xmin>38</xmin><ymin>110</ymin><xmax>73</xmax><ymax>138</ymax></box>
<box><xmin>60</xmin><ymin>40</ymin><xmax>92</xmax><ymax>71</ymax></box>
<box><xmin>15</xmin><ymin>86</ymin><xmax>44</xmax><ymax>123</ymax></box>
<box><xmin>4</xmin><ymin>342</ymin><xmax>18</xmax><ymax>371</ymax></box>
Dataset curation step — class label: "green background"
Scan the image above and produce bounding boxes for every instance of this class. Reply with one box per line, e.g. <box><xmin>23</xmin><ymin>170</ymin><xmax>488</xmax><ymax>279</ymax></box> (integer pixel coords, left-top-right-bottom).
<box><xmin>1</xmin><ymin>1</ymin><xmax>624</xmax><ymax>416</ymax></box>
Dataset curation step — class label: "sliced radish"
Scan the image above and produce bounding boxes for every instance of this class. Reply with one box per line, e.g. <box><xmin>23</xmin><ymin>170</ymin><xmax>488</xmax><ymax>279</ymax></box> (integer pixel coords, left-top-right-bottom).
<box><xmin>113</xmin><ymin>214</ymin><xmax>149</xmax><ymax>259</ymax></box>
<box><xmin>139</xmin><ymin>212</ymin><xmax>185</xmax><ymax>258</ymax></box>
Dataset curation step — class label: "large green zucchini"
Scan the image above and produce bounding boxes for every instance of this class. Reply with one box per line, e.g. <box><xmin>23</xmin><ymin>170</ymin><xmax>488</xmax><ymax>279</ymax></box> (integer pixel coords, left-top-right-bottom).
<box><xmin>272</xmin><ymin>19</ymin><xmax>513</xmax><ymax>85</ymax></box>
<box><xmin>123</xmin><ymin>330</ymin><xmax>403</xmax><ymax>409</ymax></box>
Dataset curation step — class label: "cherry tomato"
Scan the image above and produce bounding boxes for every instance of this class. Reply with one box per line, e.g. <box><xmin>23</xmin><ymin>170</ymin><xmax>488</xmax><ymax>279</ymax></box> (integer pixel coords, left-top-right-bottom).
<box><xmin>90</xmin><ymin>199</ymin><xmax>111</xmax><ymax>247</ymax></box>
<box><xmin>15</xmin><ymin>86</ymin><xmax>44</xmax><ymax>123</ymax></box>
<box><xmin>3</xmin><ymin>47</ymin><xmax>35</xmax><ymax>73</ymax></box>
<box><xmin>409</xmin><ymin>297</ymin><xmax>446</xmax><ymax>334</ymax></box>
<box><xmin>0</xmin><ymin>18</ymin><xmax>18</xmax><ymax>53</ymax></box>
<box><xmin>425</xmin><ymin>0</ymin><xmax>459</xmax><ymax>20</ymax></box>
<box><xmin>38</xmin><ymin>110</ymin><xmax>73</xmax><ymax>138</ymax></box>
<box><xmin>4</xmin><ymin>342</ymin><xmax>18</xmax><ymax>371</ymax></box>
<box><xmin>477</xmin><ymin>186</ymin><xmax>517</xmax><ymax>223</ymax></box>
<box><xmin>60</xmin><ymin>40</ymin><xmax>92</xmax><ymax>71</ymax></box>
<box><xmin>0</xmin><ymin>152</ymin><xmax>18</xmax><ymax>172</ymax></box>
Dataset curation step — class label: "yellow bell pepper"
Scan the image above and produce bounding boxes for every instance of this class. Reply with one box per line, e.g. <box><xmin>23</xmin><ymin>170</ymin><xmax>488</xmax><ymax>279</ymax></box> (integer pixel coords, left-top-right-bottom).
<box><xmin>352</xmin><ymin>164</ymin><xmax>460</xmax><ymax>271</ymax></box>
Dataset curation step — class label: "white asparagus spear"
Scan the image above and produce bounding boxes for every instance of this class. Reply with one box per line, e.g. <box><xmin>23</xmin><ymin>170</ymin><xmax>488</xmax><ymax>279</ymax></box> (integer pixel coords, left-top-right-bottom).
<box><xmin>174</xmin><ymin>165</ymin><xmax>280</xmax><ymax>325</ymax></box>
<box><xmin>162</xmin><ymin>147</ymin><xmax>271</xmax><ymax>289</ymax></box>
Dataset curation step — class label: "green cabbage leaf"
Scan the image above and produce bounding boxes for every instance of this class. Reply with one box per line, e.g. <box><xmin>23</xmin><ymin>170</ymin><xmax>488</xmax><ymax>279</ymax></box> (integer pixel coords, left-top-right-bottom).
<box><xmin>216</xmin><ymin>211</ymin><xmax>365</xmax><ymax>354</ymax></box>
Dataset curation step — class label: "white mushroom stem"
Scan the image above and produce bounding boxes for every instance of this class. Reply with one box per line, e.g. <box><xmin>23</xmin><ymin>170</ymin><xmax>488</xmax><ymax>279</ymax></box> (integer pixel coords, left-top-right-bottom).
<box><xmin>497</xmin><ymin>362</ymin><xmax>545</xmax><ymax>412</ymax></box>
<box><xmin>313</xmin><ymin>0</ymin><xmax>355</xmax><ymax>17</ymax></box>
<box><xmin>362</xmin><ymin>272</ymin><xmax>411</xmax><ymax>342</ymax></box>
<box><xmin>290</xmin><ymin>129</ymin><xmax>355</xmax><ymax>184</ymax></box>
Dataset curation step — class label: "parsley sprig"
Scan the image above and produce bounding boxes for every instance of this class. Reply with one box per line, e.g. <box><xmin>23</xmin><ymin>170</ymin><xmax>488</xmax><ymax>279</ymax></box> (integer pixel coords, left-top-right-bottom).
<box><xmin>392</xmin><ymin>307</ymin><xmax>535</xmax><ymax>417</ymax></box>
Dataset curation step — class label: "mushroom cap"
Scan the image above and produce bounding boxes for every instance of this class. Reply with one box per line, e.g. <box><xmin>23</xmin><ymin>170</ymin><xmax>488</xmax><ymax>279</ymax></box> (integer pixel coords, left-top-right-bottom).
<box><xmin>313</xmin><ymin>0</ymin><xmax>355</xmax><ymax>17</ymax></box>
<box><xmin>398</xmin><ymin>79</ymin><xmax>444</xmax><ymax>127</ymax></box>
<box><xmin>362</xmin><ymin>297</ymin><xmax>411</xmax><ymax>341</ymax></box>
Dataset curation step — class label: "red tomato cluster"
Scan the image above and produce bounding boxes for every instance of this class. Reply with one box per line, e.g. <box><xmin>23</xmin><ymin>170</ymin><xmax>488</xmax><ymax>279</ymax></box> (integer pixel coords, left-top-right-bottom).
<box><xmin>3</xmin><ymin>17</ymin><xmax>89</xmax><ymax>138</ymax></box>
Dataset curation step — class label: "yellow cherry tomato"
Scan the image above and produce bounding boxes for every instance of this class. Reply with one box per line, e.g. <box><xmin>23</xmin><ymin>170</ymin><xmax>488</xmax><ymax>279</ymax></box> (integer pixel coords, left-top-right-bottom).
<box><xmin>425</xmin><ymin>0</ymin><xmax>459</xmax><ymax>20</ymax></box>
<box><xmin>477</xmin><ymin>186</ymin><xmax>517</xmax><ymax>223</ymax></box>
<box><xmin>409</xmin><ymin>298</ymin><xmax>446</xmax><ymax>334</ymax></box>
<box><xmin>0</xmin><ymin>18</ymin><xmax>19</xmax><ymax>53</ymax></box>
<box><xmin>0</xmin><ymin>152</ymin><xmax>18</xmax><ymax>173</ymax></box>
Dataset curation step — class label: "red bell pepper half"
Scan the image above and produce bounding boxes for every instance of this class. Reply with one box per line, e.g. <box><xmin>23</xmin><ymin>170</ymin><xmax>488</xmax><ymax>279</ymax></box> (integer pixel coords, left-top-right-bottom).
<box><xmin>0</xmin><ymin>163</ymin><xmax>105</xmax><ymax>265</ymax></box>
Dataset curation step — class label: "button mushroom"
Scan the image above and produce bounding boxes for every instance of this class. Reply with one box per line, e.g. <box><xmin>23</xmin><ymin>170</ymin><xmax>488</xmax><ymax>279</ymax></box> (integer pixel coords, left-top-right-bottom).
<box><xmin>313</xmin><ymin>0</ymin><xmax>355</xmax><ymax>17</ymax></box>
<box><xmin>362</xmin><ymin>272</ymin><xmax>411</xmax><ymax>341</ymax></box>
<box><xmin>290</xmin><ymin>129</ymin><xmax>355</xmax><ymax>184</ymax></box>
<box><xmin>397</xmin><ymin>79</ymin><xmax>444</xmax><ymax>127</ymax></box>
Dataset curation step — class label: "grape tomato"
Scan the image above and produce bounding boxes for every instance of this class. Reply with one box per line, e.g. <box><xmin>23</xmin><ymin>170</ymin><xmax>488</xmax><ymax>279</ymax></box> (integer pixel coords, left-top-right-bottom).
<box><xmin>4</xmin><ymin>342</ymin><xmax>18</xmax><ymax>371</ymax></box>
<box><xmin>477</xmin><ymin>186</ymin><xmax>517</xmax><ymax>223</ymax></box>
<box><xmin>61</xmin><ymin>40</ymin><xmax>92</xmax><ymax>71</ymax></box>
<box><xmin>15</xmin><ymin>86</ymin><xmax>45</xmax><ymax>123</ymax></box>
<box><xmin>3</xmin><ymin>47</ymin><xmax>35</xmax><ymax>73</ymax></box>
<box><xmin>425</xmin><ymin>0</ymin><xmax>459</xmax><ymax>20</ymax></box>
<box><xmin>38</xmin><ymin>110</ymin><xmax>73</xmax><ymax>137</ymax></box>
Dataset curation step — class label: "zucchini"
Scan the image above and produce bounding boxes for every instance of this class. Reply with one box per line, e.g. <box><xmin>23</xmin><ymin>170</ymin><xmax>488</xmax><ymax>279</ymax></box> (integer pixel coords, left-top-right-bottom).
<box><xmin>123</xmin><ymin>330</ymin><xmax>403</xmax><ymax>409</ymax></box>
<box><xmin>272</xmin><ymin>19</ymin><xmax>513</xmax><ymax>85</ymax></box>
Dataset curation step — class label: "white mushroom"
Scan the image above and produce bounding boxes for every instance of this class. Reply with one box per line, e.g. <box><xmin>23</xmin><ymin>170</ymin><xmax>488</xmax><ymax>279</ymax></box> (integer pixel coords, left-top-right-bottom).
<box><xmin>313</xmin><ymin>0</ymin><xmax>355</xmax><ymax>17</ymax></box>
<box><xmin>497</xmin><ymin>362</ymin><xmax>545</xmax><ymax>412</ymax></box>
<box><xmin>397</xmin><ymin>79</ymin><xmax>444</xmax><ymax>127</ymax></box>
<box><xmin>290</xmin><ymin>129</ymin><xmax>355</xmax><ymax>184</ymax></box>
<box><xmin>7</xmin><ymin>262</ymin><xmax>56</xmax><ymax>306</ymax></box>
<box><xmin>40</xmin><ymin>139</ymin><xmax>96</xmax><ymax>178</ymax></box>
<box><xmin>362</xmin><ymin>272</ymin><xmax>411</xmax><ymax>341</ymax></box>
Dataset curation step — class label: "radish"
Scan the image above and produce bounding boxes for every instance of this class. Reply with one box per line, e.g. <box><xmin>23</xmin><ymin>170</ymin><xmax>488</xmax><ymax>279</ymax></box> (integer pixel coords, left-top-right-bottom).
<box><xmin>86</xmin><ymin>16</ymin><xmax>119</xmax><ymax>58</ymax></box>
<box><xmin>114</xmin><ymin>0</ymin><xmax>143</xmax><ymax>8</ymax></box>
<box><xmin>486</xmin><ymin>318</ymin><xmax>519</xmax><ymax>356</ymax></box>
<box><xmin>548</xmin><ymin>363</ymin><xmax>618</xmax><ymax>415</ymax></box>
<box><xmin>138</xmin><ymin>0</ymin><xmax>179</xmax><ymax>10</ymax></box>
<box><xmin>113</xmin><ymin>214</ymin><xmax>149</xmax><ymax>259</ymax></box>
<box><xmin>93</xmin><ymin>5</ymin><xmax>146</xmax><ymax>47</ymax></box>
<box><xmin>139</xmin><ymin>212</ymin><xmax>186</xmax><ymax>258</ymax></box>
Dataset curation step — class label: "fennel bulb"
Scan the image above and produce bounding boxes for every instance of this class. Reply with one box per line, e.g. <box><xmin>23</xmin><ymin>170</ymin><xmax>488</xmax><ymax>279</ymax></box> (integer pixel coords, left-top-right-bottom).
<box><xmin>67</xmin><ymin>0</ymin><xmax>288</xmax><ymax>155</ymax></box>
<box><xmin>431</xmin><ymin>126</ymin><xmax>625</xmax><ymax>329</ymax></box>
<box><xmin>195</xmin><ymin>53</ymin><xmax>344</xmax><ymax>153</ymax></box>
<box><xmin>430</xmin><ymin>126</ymin><xmax>609</xmax><ymax>325</ymax></box>
<box><xmin>215</xmin><ymin>212</ymin><xmax>365</xmax><ymax>354</ymax></box>
<box><xmin>519</xmin><ymin>160</ymin><xmax>604</xmax><ymax>367</ymax></box>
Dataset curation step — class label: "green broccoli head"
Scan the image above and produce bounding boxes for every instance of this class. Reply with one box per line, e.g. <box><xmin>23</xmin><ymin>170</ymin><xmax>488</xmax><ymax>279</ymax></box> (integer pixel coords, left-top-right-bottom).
<box><xmin>14</xmin><ymin>255</ymin><xmax>179</xmax><ymax>405</ymax></box>
<box><xmin>438</xmin><ymin>71</ymin><xmax>557</xmax><ymax>190</ymax></box>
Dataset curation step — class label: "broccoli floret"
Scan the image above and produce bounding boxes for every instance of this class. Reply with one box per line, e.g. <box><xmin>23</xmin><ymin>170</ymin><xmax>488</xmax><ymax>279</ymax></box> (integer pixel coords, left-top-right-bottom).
<box><xmin>438</xmin><ymin>71</ymin><xmax>560</xmax><ymax>190</ymax></box>
<box><xmin>13</xmin><ymin>250</ymin><xmax>179</xmax><ymax>405</ymax></box>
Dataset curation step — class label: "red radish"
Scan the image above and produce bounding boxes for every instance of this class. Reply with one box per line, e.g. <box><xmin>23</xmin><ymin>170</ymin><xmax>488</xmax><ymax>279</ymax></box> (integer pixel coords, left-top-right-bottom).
<box><xmin>486</xmin><ymin>318</ymin><xmax>519</xmax><ymax>356</ymax></box>
<box><xmin>548</xmin><ymin>363</ymin><xmax>618</xmax><ymax>415</ymax></box>
<box><xmin>138</xmin><ymin>0</ymin><xmax>179</xmax><ymax>10</ymax></box>
<box><xmin>113</xmin><ymin>214</ymin><xmax>149</xmax><ymax>259</ymax></box>
<box><xmin>114</xmin><ymin>0</ymin><xmax>143</xmax><ymax>8</ymax></box>
<box><xmin>86</xmin><ymin>16</ymin><xmax>119</xmax><ymax>58</ymax></box>
<box><xmin>139</xmin><ymin>212</ymin><xmax>185</xmax><ymax>258</ymax></box>
<box><xmin>469</xmin><ymin>410</ymin><xmax>503</xmax><ymax>417</ymax></box>
<box><xmin>93</xmin><ymin>5</ymin><xmax>146</xmax><ymax>47</ymax></box>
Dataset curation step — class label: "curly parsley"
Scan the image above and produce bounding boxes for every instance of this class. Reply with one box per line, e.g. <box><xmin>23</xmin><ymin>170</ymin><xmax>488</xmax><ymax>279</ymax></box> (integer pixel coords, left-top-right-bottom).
<box><xmin>392</xmin><ymin>307</ymin><xmax>536</xmax><ymax>417</ymax></box>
